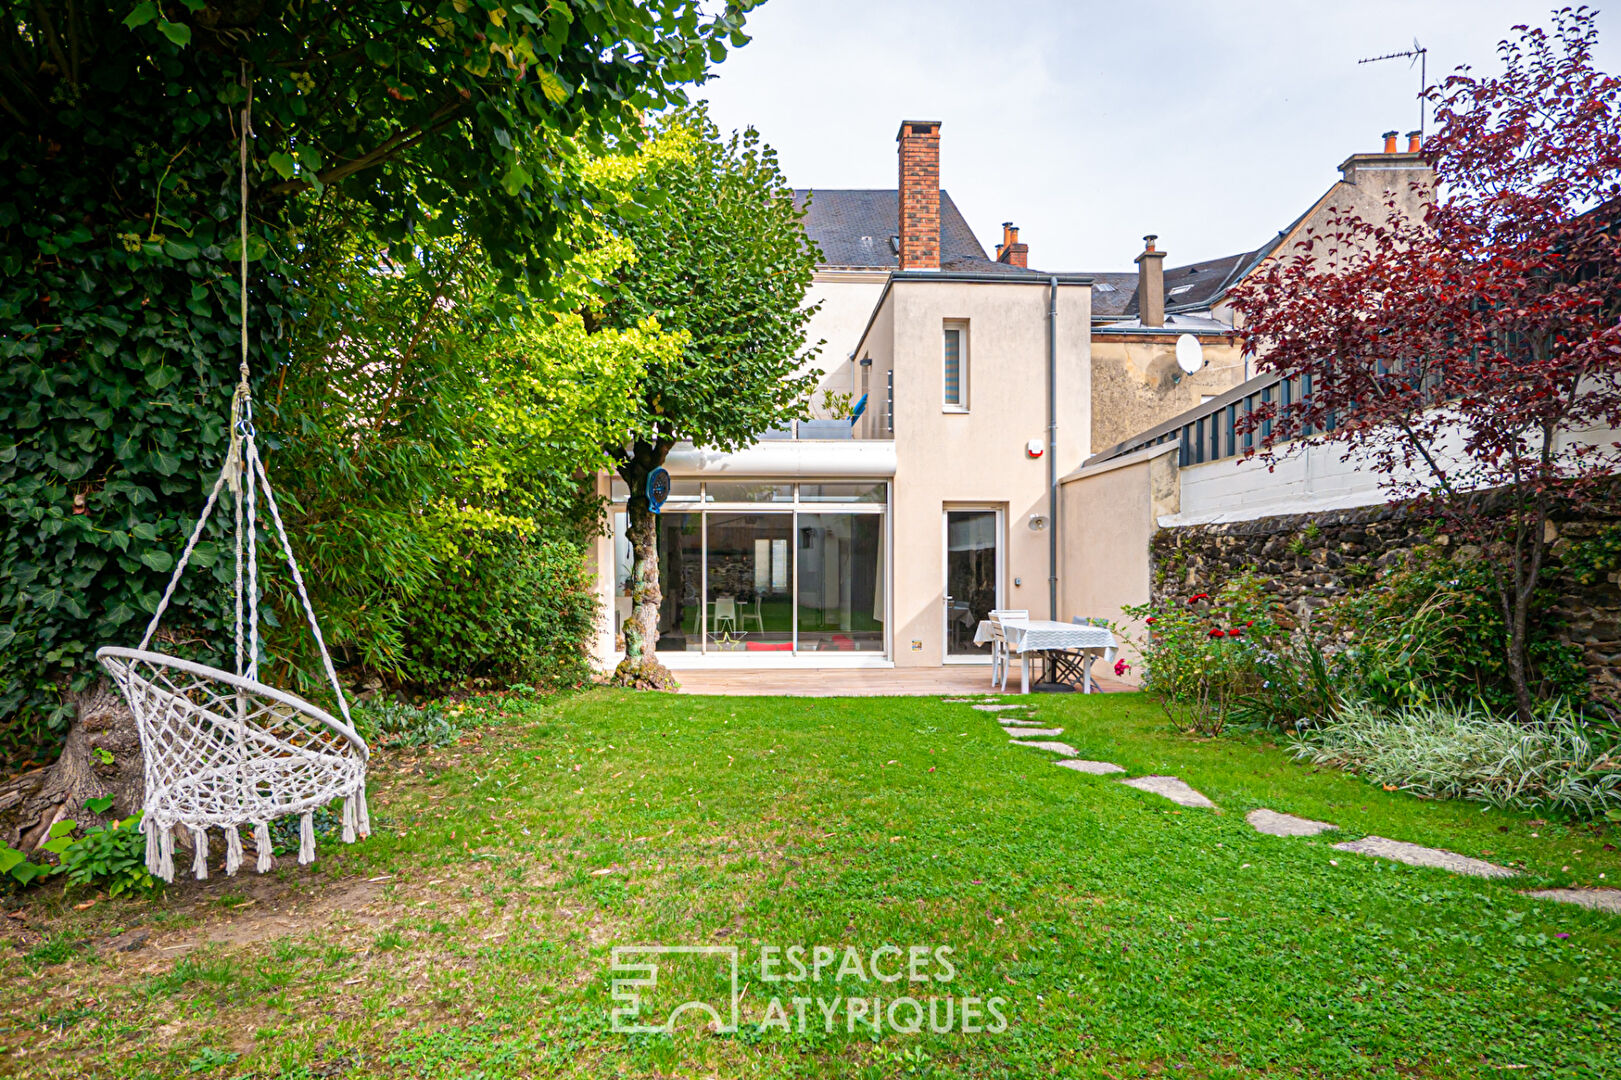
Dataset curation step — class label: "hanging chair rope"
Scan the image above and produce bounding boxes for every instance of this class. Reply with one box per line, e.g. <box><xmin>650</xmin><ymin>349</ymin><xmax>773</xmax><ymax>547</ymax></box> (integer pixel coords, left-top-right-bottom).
<box><xmin>99</xmin><ymin>62</ymin><xmax>368</xmax><ymax>883</ymax></box>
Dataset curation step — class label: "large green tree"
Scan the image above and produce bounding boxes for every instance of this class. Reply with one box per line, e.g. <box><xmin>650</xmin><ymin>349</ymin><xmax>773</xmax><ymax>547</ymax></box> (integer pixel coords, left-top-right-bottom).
<box><xmin>595</xmin><ymin>108</ymin><xmax>820</xmax><ymax>686</ymax></box>
<box><xmin>0</xmin><ymin>1</ymin><xmax>749</xmax><ymax>758</ymax></box>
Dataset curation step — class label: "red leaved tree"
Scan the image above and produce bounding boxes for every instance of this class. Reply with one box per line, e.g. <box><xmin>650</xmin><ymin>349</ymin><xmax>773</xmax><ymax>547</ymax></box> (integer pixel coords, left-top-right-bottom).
<box><xmin>1230</xmin><ymin>8</ymin><xmax>1621</xmax><ymax>724</ymax></box>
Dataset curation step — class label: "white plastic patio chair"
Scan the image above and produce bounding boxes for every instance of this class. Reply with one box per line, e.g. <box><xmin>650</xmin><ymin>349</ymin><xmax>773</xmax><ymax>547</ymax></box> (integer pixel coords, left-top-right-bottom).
<box><xmin>987</xmin><ymin>610</ymin><xmax>1029</xmax><ymax>691</ymax></box>
<box><xmin>713</xmin><ymin>597</ymin><xmax>738</xmax><ymax>636</ymax></box>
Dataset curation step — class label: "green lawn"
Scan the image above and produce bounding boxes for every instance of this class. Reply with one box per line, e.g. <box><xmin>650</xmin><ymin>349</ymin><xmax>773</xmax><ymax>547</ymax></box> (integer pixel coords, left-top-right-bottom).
<box><xmin>3</xmin><ymin>690</ymin><xmax>1618</xmax><ymax>1078</ymax></box>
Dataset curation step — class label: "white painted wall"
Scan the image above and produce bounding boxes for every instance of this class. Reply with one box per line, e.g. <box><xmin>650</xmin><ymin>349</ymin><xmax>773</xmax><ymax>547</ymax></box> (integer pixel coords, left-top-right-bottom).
<box><xmin>1167</xmin><ymin>419</ymin><xmax>1620</xmax><ymax>526</ymax></box>
<box><xmin>800</xmin><ymin>270</ymin><xmax>889</xmax><ymax>393</ymax></box>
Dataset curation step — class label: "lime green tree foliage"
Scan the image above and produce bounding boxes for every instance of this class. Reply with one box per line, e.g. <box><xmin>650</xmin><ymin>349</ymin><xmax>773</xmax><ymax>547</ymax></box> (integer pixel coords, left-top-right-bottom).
<box><xmin>267</xmin><ymin>196</ymin><xmax>678</xmax><ymax>694</ymax></box>
<box><xmin>0</xmin><ymin>1</ymin><xmax>747</xmax><ymax>753</ymax></box>
<box><xmin>596</xmin><ymin>108</ymin><xmax>821</xmax><ymax>685</ymax></box>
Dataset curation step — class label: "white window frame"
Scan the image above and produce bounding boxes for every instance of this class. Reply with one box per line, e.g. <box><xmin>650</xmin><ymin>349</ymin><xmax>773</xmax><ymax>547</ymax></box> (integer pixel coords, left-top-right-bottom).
<box><xmin>942</xmin><ymin>320</ymin><xmax>969</xmax><ymax>413</ymax></box>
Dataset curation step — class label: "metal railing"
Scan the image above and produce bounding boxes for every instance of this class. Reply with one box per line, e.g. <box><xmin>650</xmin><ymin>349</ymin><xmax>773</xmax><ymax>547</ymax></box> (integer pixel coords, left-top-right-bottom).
<box><xmin>1086</xmin><ymin>369</ymin><xmax>1327</xmax><ymax>469</ymax></box>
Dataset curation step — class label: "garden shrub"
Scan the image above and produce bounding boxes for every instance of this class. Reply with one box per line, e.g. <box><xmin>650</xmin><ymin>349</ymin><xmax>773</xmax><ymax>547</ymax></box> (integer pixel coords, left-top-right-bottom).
<box><xmin>396</xmin><ymin>532</ymin><xmax>596</xmax><ymax>693</ymax></box>
<box><xmin>1322</xmin><ymin>545</ymin><xmax>1589</xmax><ymax>716</ymax></box>
<box><xmin>1291</xmin><ymin>698</ymin><xmax>1621</xmax><ymax>819</ymax></box>
<box><xmin>1124</xmin><ymin>572</ymin><xmax>1287</xmax><ymax>735</ymax></box>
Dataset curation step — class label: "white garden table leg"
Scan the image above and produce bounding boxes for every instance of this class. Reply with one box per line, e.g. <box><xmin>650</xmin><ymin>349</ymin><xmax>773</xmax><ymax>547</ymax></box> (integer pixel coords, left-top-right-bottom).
<box><xmin>1083</xmin><ymin>653</ymin><xmax>1094</xmax><ymax>694</ymax></box>
<box><xmin>1020</xmin><ymin>650</ymin><xmax>1030</xmax><ymax>694</ymax></box>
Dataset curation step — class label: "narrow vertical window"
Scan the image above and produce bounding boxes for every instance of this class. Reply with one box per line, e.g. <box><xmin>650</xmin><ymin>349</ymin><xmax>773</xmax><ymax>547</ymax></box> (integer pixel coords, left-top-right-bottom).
<box><xmin>885</xmin><ymin>369</ymin><xmax>894</xmax><ymax>433</ymax></box>
<box><xmin>942</xmin><ymin>320</ymin><xmax>968</xmax><ymax>410</ymax></box>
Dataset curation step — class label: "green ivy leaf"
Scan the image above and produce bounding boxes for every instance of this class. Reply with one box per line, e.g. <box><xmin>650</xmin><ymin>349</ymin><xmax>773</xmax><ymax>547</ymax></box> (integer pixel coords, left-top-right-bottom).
<box><xmin>123</xmin><ymin>2</ymin><xmax>159</xmax><ymax>28</ymax></box>
<box><xmin>157</xmin><ymin>19</ymin><xmax>191</xmax><ymax>46</ymax></box>
<box><xmin>501</xmin><ymin>160</ymin><xmax>532</xmax><ymax>197</ymax></box>
<box><xmin>145</xmin><ymin>365</ymin><xmax>180</xmax><ymax>391</ymax></box>
<box><xmin>139</xmin><ymin>549</ymin><xmax>175</xmax><ymax>573</ymax></box>
<box><xmin>267</xmin><ymin>151</ymin><xmax>297</xmax><ymax>180</ymax></box>
<box><xmin>537</xmin><ymin>69</ymin><xmax>570</xmax><ymax>104</ymax></box>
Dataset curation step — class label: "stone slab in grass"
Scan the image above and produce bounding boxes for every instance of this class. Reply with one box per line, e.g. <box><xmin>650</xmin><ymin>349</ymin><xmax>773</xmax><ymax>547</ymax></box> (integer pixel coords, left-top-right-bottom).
<box><xmin>1004</xmin><ymin>727</ymin><xmax>1063</xmax><ymax>737</ymax></box>
<box><xmin>1056</xmin><ymin>759</ymin><xmax>1126</xmax><ymax>776</ymax></box>
<box><xmin>1117</xmin><ymin>775</ymin><xmax>1217</xmax><ymax>809</ymax></box>
<box><xmin>974</xmin><ymin>704</ymin><xmax>1028</xmax><ymax>712</ymax></box>
<box><xmin>1010</xmin><ymin>740</ymin><xmax>1078</xmax><ymax>757</ymax></box>
<box><xmin>1246</xmin><ymin>809</ymin><xmax>1337</xmax><ymax>837</ymax></box>
<box><xmin>1521</xmin><ymin>888</ymin><xmax>1621</xmax><ymax>914</ymax></box>
<box><xmin>1332</xmin><ymin>836</ymin><xmax>1516</xmax><ymax>879</ymax></box>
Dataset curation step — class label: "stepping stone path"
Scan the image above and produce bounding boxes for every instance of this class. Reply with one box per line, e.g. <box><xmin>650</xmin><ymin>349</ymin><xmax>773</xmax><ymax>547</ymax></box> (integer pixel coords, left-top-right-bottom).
<box><xmin>962</xmin><ymin>696</ymin><xmax>1606</xmax><ymax>902</ymax></box>
<box><xmin>1009</xmin><ymin>740</ymin><xmax>1078</xmax><ymax>757</ymax></box>
<box><xmin>1521</xmin><ymin>889</ymin><xmax>1621</xmax><ymax>914</ymax></box>
<box><xmin>1056</xmin><ymin>759</ymin><xmax>1126</xmax><ymax>776</ymax></box>
<box><xmin>1117</xmin><ymin>775</ymin><xmax>1217</xmax><ymax>809</ymax></box>
<box><xmin>1246</xmin><ymin>809</ymin><xmax>1337</xmax><ymax>837</ymax></box>
<box><xmin>1331</xmin><ymin>836</ymin><xmax>1517</xmax><ymax>879</ymax></box>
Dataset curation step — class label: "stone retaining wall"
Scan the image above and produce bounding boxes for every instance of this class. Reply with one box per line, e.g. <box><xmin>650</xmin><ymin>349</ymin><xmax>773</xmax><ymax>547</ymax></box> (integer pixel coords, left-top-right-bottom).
<box><xmin>1149</xmin><ymin>505</ymin><xmax>1621</xmax><ymax>708</ymax></box>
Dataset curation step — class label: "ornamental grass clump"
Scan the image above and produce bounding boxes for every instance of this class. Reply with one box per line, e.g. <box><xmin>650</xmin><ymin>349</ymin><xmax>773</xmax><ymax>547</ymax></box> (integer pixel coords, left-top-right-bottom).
<box><xmin>1291</xmin><ymin>698</ymin><xmax>1621</xmax><ymax>819</ymax></box>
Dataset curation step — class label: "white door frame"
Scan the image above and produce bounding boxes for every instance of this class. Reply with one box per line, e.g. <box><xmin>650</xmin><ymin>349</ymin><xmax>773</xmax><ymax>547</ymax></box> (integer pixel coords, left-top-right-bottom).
<box><xmin>941</xmin><ymin>505</ymin><xmax>1004</xmax><ymax>665</ymax></box>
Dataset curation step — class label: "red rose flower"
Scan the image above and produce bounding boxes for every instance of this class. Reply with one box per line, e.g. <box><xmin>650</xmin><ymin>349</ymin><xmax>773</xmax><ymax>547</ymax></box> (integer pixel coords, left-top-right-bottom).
<box><xmin>1114</xmin><ymin>659</ymin><xmax>1131</xmax><ymax>677</ymax></box>
<box><xmin>1228</xmin><ymin>627</ymin><xmax>1244</xmax><ymax>636</ymax></box>
<box><xmin>1208</xmin><ymin>628</ymin><xmax>1223</xmax><ymax>638</ymax></box>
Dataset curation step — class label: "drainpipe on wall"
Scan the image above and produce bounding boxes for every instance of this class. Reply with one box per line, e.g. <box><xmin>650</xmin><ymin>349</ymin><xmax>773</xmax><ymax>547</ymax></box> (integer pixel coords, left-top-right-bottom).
<box><xmin>1047</xmin><ymin>276</ymin><xmax>1059</xmax><ymax>621</ymax></box>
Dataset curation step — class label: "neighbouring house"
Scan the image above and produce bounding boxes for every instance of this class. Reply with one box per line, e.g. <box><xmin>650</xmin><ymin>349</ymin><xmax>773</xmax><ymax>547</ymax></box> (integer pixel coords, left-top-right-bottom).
<box><xmin>586</xmin><ymin>122</ymin><xmax>1438</xmax><ymax>676</ymax></box>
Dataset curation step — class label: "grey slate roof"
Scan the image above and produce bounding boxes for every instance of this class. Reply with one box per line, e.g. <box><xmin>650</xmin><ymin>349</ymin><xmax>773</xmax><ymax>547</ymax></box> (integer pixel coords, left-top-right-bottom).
<box><xmin>794</xmin><ymin>188</ymin><xmax>1043</xmax><ymax>276</ymax></box>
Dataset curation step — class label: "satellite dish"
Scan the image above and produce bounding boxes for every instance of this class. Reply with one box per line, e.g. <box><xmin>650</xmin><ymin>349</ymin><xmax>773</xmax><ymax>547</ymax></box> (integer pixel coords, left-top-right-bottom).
<box><xmin>1175</xmin><ymin>333</ymin><xmax>1204</xmax><ymax>375</ymax></box>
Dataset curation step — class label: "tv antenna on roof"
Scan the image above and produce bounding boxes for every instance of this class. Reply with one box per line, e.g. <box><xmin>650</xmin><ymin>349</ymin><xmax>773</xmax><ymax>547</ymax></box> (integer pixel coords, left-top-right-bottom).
<box><xmin>1358</xmin><ymin>38</ymin><xmax>1428</xmax><ymax>141</ymax></box>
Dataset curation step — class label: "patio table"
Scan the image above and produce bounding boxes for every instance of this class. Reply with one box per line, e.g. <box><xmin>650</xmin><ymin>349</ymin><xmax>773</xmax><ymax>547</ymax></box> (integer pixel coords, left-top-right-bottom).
<box><xmin>973</xmin><ymin>619</ymin><xmax>1119</xmax><ymax>694</ymax></box>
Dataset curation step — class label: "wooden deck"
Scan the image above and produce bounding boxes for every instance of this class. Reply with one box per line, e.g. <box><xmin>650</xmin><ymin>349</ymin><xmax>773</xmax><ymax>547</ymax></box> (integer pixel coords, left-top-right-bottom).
<box><xmin>672</xmin><ymin>666</ymin><xmax>1134</xmax><ymax>697</ymax></box>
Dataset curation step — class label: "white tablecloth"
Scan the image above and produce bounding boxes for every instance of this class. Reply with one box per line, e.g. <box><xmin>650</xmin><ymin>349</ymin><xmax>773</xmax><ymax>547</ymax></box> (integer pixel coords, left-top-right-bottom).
<box><xmin>973</xmin><ymin>619</ymin><xmax>1118</xmax><ymax>660</ymax></box>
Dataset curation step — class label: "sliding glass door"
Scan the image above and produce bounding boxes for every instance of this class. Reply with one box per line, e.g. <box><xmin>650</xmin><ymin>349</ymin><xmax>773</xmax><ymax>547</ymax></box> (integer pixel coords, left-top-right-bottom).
<box><xmin>610</xmin><ymin>480</ymin><xmax>888</xmax><ymax>657</ymax></box>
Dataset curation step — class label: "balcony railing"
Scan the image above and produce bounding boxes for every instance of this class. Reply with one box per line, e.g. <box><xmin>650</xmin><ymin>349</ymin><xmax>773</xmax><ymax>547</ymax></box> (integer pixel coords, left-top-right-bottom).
<box><xmin>1087</xmin><ymin>369</ymin><xmax>1330</xmax><ymax>469</ymax></box>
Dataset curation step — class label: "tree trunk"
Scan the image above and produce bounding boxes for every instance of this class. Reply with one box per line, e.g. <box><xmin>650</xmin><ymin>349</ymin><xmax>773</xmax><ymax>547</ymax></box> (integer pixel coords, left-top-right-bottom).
<box><xmin>611</xmin><ymin>479</ymin><xmax>678</xmax><ymax>691</ymax></box>
<box><xmin>0</xmin><ymin>683</ymin><xmax>145</xmax><ymax>850</ymax></box>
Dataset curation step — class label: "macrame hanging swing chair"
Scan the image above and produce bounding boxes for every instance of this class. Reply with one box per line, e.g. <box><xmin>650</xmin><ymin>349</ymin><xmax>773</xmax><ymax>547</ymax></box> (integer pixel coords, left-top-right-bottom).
<box><xmin>97</xmin><ymin>72</ymin><xmax>370</xmax><ymax>883</ymax></box>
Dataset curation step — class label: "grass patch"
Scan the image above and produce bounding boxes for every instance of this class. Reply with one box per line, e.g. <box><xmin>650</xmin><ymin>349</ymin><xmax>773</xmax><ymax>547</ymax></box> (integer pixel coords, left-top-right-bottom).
<box><xmin>1</xmin><ymin>689</ymin><xmax>1617</xmax><ymax>1078</ymax></box>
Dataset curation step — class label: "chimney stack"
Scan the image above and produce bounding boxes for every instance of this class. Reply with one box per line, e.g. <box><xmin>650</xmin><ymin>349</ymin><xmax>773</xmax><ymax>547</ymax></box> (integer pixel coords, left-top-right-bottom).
<box><xmin>897</xmin><ymin>120</ymin><xmax>941</xmax><ymax>271</ymax></box>
<box><xmin>1407</xmin><ymin>130</ymin><xmax>1422</xmax><ymax>153</ymax></box>
<box><xmin>995</xmin><ymin>221</ymin><xmax>1028</xmax><ymax>268</ymax></box>
<box><xmin>1382</xmin><ymin>130</ymin><xmax>1399</xmax><ymax>153</ymax></box>
<box><xmin>1135</xmin><ymin>234</ymin><xmax>1166</xmax><ymax>328</ymax></box>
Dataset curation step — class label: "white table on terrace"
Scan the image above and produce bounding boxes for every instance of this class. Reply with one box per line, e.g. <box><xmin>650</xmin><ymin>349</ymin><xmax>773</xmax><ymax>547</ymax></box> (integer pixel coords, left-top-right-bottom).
<box><xmin>972</xmin><ymin>619</ymin><xmax>1119</xmax><ymax>694</ymax></box>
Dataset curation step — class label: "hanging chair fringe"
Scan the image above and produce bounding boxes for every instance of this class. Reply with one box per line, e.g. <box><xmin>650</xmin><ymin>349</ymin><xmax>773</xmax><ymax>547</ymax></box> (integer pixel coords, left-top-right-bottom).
<box><xmin>191</xmin><ymin>826</ymin><xmax>209</xmax><ymax>880</ymax></box>
<box><xmin>254</xmin><ymin>821</ymin><xmax>273</xmax><ymax>874</ymax></box>
<box><xmin>225</xmin><ymin>825</ymin><xmax>243</xmax><ymax>876</ymax></box>
<box><xmin>298</xmin><ymin>812</ymin><xmax>315</xmax><ymax>865</ymax></box>
<box><xmin>157</xmin><ymin>824</ymin><xmax>175</xmax><ymax>883</ymax></box>
<box><xmin>144</xmin><ymin>815</ymin><xmax>162</xmax><ymax>877</ymax></box>
<box><xmin>357</xmin><ymin>785</ymin><xmax>371</xmax><ymax>838</ymax></box>
<box><xmin>341</xmin><ymin>794</ymin><xmax>356</xmax><ymax>844</ymax></box>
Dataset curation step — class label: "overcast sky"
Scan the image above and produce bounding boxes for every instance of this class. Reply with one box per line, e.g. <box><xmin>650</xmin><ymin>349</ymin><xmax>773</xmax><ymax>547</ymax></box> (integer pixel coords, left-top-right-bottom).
<box><xmin>698</xmin><ymin>1</ymin><xmax>1621</xmax><ymax>272</ymax></box>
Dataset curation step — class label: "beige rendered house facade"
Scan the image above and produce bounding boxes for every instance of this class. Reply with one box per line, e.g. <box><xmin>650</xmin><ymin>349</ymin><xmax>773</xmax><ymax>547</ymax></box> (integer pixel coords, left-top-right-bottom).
<box><xmin>587</xmin><ymin>121</ymin><xmax>1434</xmax><ymax>675</ymax></box>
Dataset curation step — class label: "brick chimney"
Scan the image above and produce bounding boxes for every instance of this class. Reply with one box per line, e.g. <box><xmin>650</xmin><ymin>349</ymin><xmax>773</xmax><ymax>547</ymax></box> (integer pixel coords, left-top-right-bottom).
<box><xmin>897</xmin><ymin>120</ymin><xmax>941</xmax><ymax>271</ymax></box>
<box><xmin>995</xmin><ymin>221</ymin><xmax>1028</xmax><ymax>268</ymax></box>
<box><xmin>1135</xmin><ymin>234</ymin><xmax>1166</xmax><ymax>328</ymax></box>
